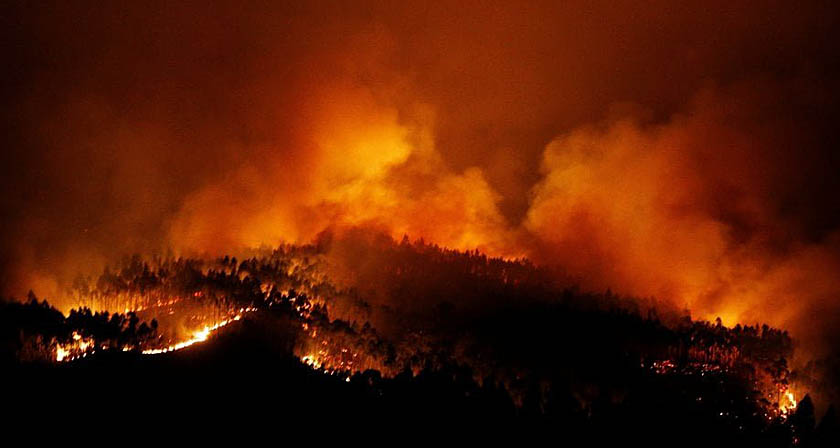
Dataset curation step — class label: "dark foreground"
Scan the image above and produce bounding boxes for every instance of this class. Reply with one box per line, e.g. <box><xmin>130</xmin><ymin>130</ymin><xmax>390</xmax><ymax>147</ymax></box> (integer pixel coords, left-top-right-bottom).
<box><xmin>5</xmin><ymin>314</ymin><xmax>838</xmax><ymax>446</ymax></box>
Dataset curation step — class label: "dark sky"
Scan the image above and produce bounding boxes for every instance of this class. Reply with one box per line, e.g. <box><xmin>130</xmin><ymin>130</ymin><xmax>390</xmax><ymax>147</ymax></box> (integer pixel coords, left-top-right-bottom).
<box><xmin>2</xmin><ymin>1</ymin><xmax>840</xmax><ymax>347</ymax></box>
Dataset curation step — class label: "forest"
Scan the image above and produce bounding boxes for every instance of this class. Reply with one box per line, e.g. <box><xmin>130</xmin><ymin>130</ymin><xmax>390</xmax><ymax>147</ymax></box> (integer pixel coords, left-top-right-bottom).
<box><xmin>3</xmin><ymin>231</ymin><xmax>839</xmax><ymax>445</ymax></box>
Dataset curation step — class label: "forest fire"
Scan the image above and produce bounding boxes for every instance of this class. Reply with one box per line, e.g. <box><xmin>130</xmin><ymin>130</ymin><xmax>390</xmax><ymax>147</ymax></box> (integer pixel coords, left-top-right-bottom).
<box><xmin>137</xmin><ymin>318</ymin><xmax>225</xmax><ymax>355</ymax></box>
<box><xmin>298</xmin><ymin>339</ymin><xmax>360</xmax><ymax>375</ymax></box>
<box><xmin>2</xmin><ymin>233</ymin><xmax>834</xmax><ymax>442</ymax></box>
<box><xmin>4</xmin><ymin>1</ymin><xmax>840</xmax><ymax>442</ymax></box>
<box><xmin>781</xmin><ymin>389</ymin><xmax>799</xmax><ymax>417</ymax></box>
<box><xmin>140</xmin><ymin>309</ymin><xmax>255</xmax><ymax>355</ymax></box>
<box><xmin>51</xmin><ymin>294</ymin><xmax>258</xmax><ymax>361</ymax></box>
<box><xmin>55</xmin><ymin>332</ymin><xmax>92</xmax><ymax>362</ymax></box>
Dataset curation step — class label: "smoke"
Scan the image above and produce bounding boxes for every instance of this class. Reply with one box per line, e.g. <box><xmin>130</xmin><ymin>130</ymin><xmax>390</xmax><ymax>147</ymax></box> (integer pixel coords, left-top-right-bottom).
<box><xmin>526</xmin><ymin>82</ymin><xmax>840</xmax><ymax>355</ymax></box>
<box><xmin>3</xmin><ymin>1</ymin><xmax>840</xmax><ymax>361</ymax></box>
<box><xmin>167</xmin><ymin>85</ymin><xmax>516</xmax><ymax>256</ymax></box>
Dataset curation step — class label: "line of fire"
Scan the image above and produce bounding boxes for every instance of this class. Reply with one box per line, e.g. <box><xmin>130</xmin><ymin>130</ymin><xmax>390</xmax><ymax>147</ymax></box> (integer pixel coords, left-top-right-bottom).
<box><xmin>5</xmin><ymin>1</ymin><xmax>840</xmax><ymax>444</ymax></box>
<box><xmin>3</xmin><ymin>235</ymin><xmax>832</xmax><ymax>443</ymax></box>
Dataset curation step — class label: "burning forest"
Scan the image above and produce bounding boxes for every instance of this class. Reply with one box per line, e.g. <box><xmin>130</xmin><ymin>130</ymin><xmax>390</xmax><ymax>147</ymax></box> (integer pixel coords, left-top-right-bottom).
<box><xmin>2</xmin><ymin>233</ymin><xmax>834</xmax><ymax>443</ymax></box>
<box><xmin>4</xmin><ymin>0</ymin><xmax>840</xmax><ymax>444</ymax></box>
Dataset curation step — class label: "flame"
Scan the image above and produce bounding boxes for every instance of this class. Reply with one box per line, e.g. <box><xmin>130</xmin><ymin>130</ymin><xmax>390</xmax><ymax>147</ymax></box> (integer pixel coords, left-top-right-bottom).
<box><xmin>54</xmin><ymin>331</ymin><xmax>94</xmax><ymax>362</ymax></box>
<box><xmin>55</xmin><ymin>346</ymin><xmax>68</xmax><ymax>362</ymax></box>
<box><xmin>780</xmin><ymin>389</ymin><xmax>797</xmax><ymax>416</ymax></box>
<box><xmin>301</xmin><ymin>354</ymin><xmax>322</xmax><ymax>369</ymax></box>
<box><xmin>54</xmin><ymin>307</ymin><xmax>257</xmax><ymax>361</ymax></box>
<box><xmin>142</xmin><ymin>308</ymin><xmax>256</xmax><ymax>355</ymax></box>
<box><xmin>31</xmin><ymin>83</ymin><xmax>840</xmax><ymax>369</ymax></box>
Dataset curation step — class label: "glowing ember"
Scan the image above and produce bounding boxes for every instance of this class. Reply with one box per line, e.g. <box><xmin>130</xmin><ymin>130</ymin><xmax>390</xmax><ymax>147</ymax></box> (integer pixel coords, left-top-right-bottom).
<box><xmin>780</xmin><ymin>389</ymin><xmax>797</xmax><ymax>416</ymax></box>
<box><xmin>55</xmin><ymin>331</ymin><xmax>94</xmax><ymax>362</ymax></box>
<box><xmin>301</xmin><ymin>354</ymin><xmax>322</xmax><ymax>369</ymax></box>
<box><xmin>142</xmin><ymin>309</ymin><xmax>255</xmax><ymax>355</ymax></box>
<box><xmin>54</xmin><ymin>307</ymin><xmax>257</xmax><ymax>361</ymax></box>
<box><xmin>55</xmin><ymin>346</ymin><xmax>68</xmax><ymax>362</ymax></box>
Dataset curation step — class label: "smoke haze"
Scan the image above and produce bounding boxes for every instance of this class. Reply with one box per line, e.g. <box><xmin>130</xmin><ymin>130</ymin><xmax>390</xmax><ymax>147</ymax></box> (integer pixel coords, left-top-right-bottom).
<box><xmin>3</xmin><ymin>1</ymin><xmax>840</xmax><ymax>356</ymax></box>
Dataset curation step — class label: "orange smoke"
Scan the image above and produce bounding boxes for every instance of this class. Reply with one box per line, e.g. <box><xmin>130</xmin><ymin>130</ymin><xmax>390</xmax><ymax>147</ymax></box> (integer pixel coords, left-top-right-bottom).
<box><xmin>165</xmin><ymin>81</ymin><xmax>840</xmax><ymax>359</ymax></box>
<box><xmin>168</xmin><ymin>84</ymin><xmax>517</xmax><ymax>257</ymax></box>
<box><xmin>4</xmin><ymin>0</ymin><xmax>840</xmax><ymax>364</ymax></box>
<box><xmin>525</xmin><ymin>87</ymin><xmax>840</xmax><ymax>352</ymax></box>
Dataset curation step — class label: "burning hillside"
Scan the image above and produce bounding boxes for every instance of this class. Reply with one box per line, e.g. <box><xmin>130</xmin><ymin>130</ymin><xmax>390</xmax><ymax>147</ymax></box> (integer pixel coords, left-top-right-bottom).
<box><xmin>4</xmin><ymin>1</ymin><xmax>840</xmax><ymax>443</ymax></box>
<box><xmin>3</xmin><ymin>233</ymin><xmax>837</xmax><ymax>443</ymax></box>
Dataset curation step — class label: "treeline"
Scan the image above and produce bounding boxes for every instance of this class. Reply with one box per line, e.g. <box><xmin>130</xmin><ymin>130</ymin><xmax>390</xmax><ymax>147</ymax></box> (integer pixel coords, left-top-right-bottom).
<box><xmin>4</xmin><ymin>230</ymin><xmax>839</xmax><ymax>444</ymax></box>
<box><xmin>0</xmin><ymin>293</ymin><xmax>159</xmax><ymax>363</ymax></box>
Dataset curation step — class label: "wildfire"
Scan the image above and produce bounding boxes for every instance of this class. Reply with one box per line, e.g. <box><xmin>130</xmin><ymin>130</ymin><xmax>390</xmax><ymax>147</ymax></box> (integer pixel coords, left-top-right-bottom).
<box><xmin>55</xmin><ymin>346</ymin><xmax>67</xmax><ymax>362</ymax></box>
<box><xmin>780</xmin><ymin>389</ymin><xmax>797</xmax><ymax>416</ymax></box>
<box><xmin>301</xmin><ymin>354</ymin><xmax>322</xmax><ymax>369</ymax></box>
<box><xmin>55</xmin><ymin>331</ymin><xmax>93</xmax><ymax>362</ymax></box>
<box><xmin>54</xmin><ymin>307</ymin><xmax>257</xmax><ymax>361</ymax></box>
<box><xmin>122</xmin><ymin>297</ymin><xmax>182</xmax><ymax>315</ymax></box>
<box><xmin>300</xmin><ymin>352</ymin><xmax>353</xmax><ymax>382</ymax></box>
<box><xmin>142</xmin><ymin>307</ymin><xmax>257</xmax><ymax>355</ymax></box>
<box><xmin>648</xmin><ymin>355</ymin><xmax>801</xmax><ymax>422</ymax></box>
<box><xmin>141</xmin><ymin>316</ymin><xmax>238</xmax><ymax>355</ymax></box>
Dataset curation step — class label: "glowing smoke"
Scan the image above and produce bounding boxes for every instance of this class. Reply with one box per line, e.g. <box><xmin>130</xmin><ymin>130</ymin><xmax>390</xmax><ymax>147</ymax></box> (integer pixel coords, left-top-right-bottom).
<box><xmin>3</xmin><ymin>1</ymin><xmax>840</xmax><ymax>360</ymax></box>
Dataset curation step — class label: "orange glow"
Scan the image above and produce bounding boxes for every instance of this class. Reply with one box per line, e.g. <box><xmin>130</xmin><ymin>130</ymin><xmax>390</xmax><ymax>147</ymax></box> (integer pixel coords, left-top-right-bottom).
<box><xmin>142</xmin><ymin>307</ymin><xmax>256</xmax><ymax>355</ymax></box>
<box><xmin>141</xmin><ymin>316</ymin><xmax>235</xmax><ymax>355</ymax></box>
<box><xmin>780</xmin><ymin>389</ymin><xmax>797</xmax><ymax>416</ymax></box>
<box><xmin>5</xmin><ymin>3</ymin><xmax>840</xmax><ymax>416</ymax></box>
<box><xmin>157</xmin><ymin>86</ymin><xmax>840</xmax><ymax>369</ymax></box>
<box><xmin>55</xmin><ymin>331</ymin><xmax>94</xmax><ymax>362</ymax></box>
<box><xmin>54</xmin><ymin>307</ymin><xmax>257</xmax><ymax>361</ymax></box>
<box><xmin>21</xmin><ymin>69</ymin><xmax>840</xmax><ymax>377</ymax></box>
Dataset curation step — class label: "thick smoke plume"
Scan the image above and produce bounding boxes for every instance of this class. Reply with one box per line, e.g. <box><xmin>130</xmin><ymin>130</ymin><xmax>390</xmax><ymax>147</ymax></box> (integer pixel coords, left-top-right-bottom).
<box><xmin>3</xmin><ymin>1</ymin><xmax>840</xmax><ymax>361</ymax></box>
